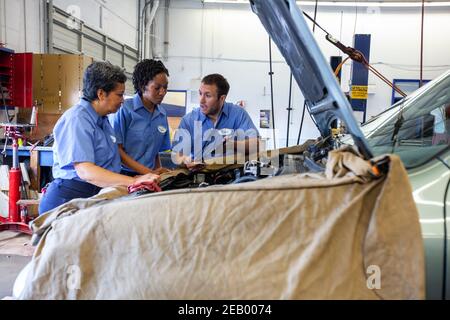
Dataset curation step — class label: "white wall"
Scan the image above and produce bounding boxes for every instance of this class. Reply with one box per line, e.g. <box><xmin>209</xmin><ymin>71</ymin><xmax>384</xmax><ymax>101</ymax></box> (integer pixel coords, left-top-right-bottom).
<box><xmin>0</xmin><ymin>0</ymin><xmax>139</xmax><ymax>52</ymax></box>
<box><xmin>153</xmin><ymin>1</ymin><xmax>450</xmax><ymax>148</ymax></box>
<box><xmin>0</xmin><ymin>0</ymin><xmax>45</xmax><ymax>52</ymax></box>
<box><xmin>53</xmin><ymin>0</ymin><xmax>139</xmax><ymax>49</ymax></box>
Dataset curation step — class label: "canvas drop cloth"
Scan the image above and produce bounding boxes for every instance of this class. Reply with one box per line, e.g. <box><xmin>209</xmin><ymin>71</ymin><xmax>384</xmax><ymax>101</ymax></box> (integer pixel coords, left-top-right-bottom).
<box><xmin>19</xmin><ymin>148</ymin><xmax>424</xmax><ymax>299</ymax></box>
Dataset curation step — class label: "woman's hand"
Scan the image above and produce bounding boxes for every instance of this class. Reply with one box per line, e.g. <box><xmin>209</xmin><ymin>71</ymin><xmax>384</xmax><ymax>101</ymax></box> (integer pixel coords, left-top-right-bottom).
<box><xmin>134</xmin><ymin>172</ymin><xmax>160</xmax><ymax>185</ymax></box>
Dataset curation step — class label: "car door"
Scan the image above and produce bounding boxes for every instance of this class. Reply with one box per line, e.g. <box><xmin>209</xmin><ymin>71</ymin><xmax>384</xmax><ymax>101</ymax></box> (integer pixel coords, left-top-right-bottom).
<box><xmin>408</xmin><ymin>150</ymin><xmax>450</xmax><ymax>299</ymax></box>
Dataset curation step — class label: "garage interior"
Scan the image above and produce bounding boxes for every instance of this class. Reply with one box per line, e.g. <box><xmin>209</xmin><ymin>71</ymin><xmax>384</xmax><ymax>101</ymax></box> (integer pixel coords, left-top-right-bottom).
<box><xmin>0</xmin><ymin>0</ymin><xmax>449</xmax><ymax>300</ymax></box>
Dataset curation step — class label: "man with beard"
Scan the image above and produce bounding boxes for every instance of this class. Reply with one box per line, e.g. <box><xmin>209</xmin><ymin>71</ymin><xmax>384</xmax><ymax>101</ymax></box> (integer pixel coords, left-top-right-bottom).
<box><xmin>174</xmin><ymin>73</ymin><xmax>259</xmax><ymax>168</ymax></box>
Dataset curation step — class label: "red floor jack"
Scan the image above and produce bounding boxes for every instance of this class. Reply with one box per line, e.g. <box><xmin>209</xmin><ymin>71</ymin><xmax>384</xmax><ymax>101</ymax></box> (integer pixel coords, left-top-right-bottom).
<box><xmin>0</xmin><ymin>124</ymin><xmax>35</xmax><ymax>234</ymax></box>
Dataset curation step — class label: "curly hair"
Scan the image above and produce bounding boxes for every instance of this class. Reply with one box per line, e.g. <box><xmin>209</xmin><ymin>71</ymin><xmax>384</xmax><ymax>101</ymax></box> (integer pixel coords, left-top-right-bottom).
<box><xmin>132</xmin><ymin>59</ymin><xmax>169</xmax><ymax>95</ymax></box>
<box><xmin>201</xmin><ymin>73</ymin><xmax>230</xmax><ymax>98</ymax></box>
<box><xmin>82</xmin><ymin>61</ymin><xmax>127</xmax><ymax>102</ymax></box>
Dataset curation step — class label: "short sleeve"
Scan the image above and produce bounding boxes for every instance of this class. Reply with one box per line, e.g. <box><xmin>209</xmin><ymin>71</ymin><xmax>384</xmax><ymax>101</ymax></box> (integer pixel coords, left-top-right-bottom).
<box><xmin>55</xmin><ymin>115</ymin><xmax>96</xmax><ymax>169</ymax></box>
<box><xmin>178</xmin><ymin>115</ymin><xmax>190</xmax><ymax>131</ymax></box>
<box><xmin>113</xmin><ymin>106</ymin><xmax>128</xmax><ymax>145</ymax></box>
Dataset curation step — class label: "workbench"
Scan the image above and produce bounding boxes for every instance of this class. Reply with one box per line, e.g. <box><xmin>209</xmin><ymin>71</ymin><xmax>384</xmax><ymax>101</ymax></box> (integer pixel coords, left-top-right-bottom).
<box><xmin>1</xmin><ymin>145</ymin><xmax>53</xmax><ymax>191</ymax></box>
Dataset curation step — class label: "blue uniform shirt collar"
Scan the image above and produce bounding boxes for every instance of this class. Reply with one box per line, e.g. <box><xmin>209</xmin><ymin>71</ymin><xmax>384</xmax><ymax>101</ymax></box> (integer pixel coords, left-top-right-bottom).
<box><xmin>80</xmin><ymin>98</ymin><xmax>102</xmax><ymax>125</ymax></box>
<box><xmin>132</xmin><ymin>93</ymin><xmax>166</xmax><ymax>118</ymax></box>
<box><xmin>199</xmin><ymin>101</ymin><xmax>229</xmax><ymax>124</ymax></box>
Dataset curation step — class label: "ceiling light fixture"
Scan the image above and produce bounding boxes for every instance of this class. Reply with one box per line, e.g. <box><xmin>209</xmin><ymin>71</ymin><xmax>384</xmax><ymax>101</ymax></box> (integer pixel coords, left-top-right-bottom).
<box><xmin>203</xmin><ymin>0</ymin><xmax>450</xmax><ymax>7</ymax></box>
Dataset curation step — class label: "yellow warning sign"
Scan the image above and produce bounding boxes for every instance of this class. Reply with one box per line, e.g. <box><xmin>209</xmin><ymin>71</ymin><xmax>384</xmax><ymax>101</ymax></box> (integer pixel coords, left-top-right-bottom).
<box><xmin>351</xmin><ymin>85</ymin><xmax>368</xmax><ymax>99</ymax></box>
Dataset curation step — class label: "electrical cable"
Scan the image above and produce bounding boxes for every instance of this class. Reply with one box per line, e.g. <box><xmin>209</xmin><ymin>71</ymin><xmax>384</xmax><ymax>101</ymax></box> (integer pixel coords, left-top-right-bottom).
<box><xmin>334</xmin><ymin>56</ymin><xmax>350</xmax><ymax>76</ymax></box>
<box><xmin>232</xmin><ymin>175</ymin><xmax>257</xmax><ymax>184</ymax></box>
<box><xmin>303</xmin><ymin>10</ymin><xmax>407</xmax><ymax>98</ymax></box>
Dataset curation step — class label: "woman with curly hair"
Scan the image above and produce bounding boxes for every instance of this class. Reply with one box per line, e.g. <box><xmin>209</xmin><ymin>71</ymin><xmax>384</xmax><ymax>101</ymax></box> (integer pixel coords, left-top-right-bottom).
<box><xmin>112</xmin><ymin>59</ymin><xmax>171</xmax><ymax>176</ymax></box>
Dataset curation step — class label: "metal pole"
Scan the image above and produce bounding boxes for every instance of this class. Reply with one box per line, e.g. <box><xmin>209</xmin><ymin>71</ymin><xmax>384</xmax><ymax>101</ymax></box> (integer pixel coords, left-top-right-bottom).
<box><xmin>12</xmin><ymin>137</ymin><xmax>18</xmax><ymax>169</ymax></box>
<box><xmin>23</xmin><ymin>0</ymin><xmax>27</xmax><ymax>51</ymax></box>
<box><xmin>47</xmin><ymin>0</ymin><xmax>54</xmax><ymax>53</ymax></box>
<box><xmin>419</xmin><ymin>0</ymin><xmax>425</xmax><ymax>87</ymax></box>
<box><xmin>0</xmin><ymin>0</ymin><xmax>3</xmax><ymax>44</ymax></box>
<box><xmin>163</xmin><ymin>0</ymin><xmax>170</xmax><ymax>61</ymax></box>
<box><xmin>268</xmin><ymin>37</ymin><xmax>276</xmax><ymax>150</ymax></box>
<box><xmin>286</xmin><ymin>73</ymin><xmax>293</xmax><ymax>147</ymax></box>
<box><xmin>137</xmin><ymin>0</ymin><xmax>141</xmax><ymax>60</ymax></box>
<box><xmin>139</xmin><ymin>1</ymin><xmax>152</xmax><ymax>60</ymax></box>
<box><xmin>296</xmin><ymin>0</ymin><xmax>318</xmax><ymax>145</ymax></box>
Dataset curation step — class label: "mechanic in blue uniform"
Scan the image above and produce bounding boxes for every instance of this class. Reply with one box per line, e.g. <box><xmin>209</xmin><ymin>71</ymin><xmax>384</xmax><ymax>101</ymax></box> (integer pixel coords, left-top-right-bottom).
<box><xmin>112</xmin><ymin>59</ymin><xmax>171</xmax><ymax>176</ymax></box>
<box><xmin>173</xmin><ymin>73</ymin><xmax>259</xmax><ymax>167</ymax></box>
<box><xmin>38</xmin><ymin>62</ymin><xmax>160</xmax><ymax>215</ymax></box>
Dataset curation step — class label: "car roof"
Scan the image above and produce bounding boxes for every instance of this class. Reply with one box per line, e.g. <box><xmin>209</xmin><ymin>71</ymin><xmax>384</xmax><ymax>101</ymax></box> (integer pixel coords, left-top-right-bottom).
<box><xmin>250</xmin><ymin>0</ymin><xmax>373</xmax><ymax>159</ymax></box>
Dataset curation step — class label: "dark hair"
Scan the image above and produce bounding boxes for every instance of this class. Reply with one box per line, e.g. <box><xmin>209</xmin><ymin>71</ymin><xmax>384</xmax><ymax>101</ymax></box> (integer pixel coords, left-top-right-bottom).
<box><xmin>82</xmin><ymin>61</ymin><xmax>127</xmax><ymax>101</ymax></box>
<box><xmin>201</xmin><ymin>73</ymin><xmax>230</xmax><ymax>98</ymax></box>
<box><xmin>133</xmin><ymin>59</ymin><xmax>169</xmax><ymax>95</ymax></box>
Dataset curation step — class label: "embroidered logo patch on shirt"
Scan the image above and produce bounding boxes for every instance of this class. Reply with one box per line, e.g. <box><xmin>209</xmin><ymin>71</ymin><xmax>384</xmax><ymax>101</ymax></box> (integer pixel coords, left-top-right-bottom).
<box><xmin>158</xmin><ymin>125</ymin><xmax>167</xmax><ymax>134</ymax></box>
<box><xmin>218</xmin><ymin>128</ymin><xmax>233</xmax><ymax>137</ymax></box>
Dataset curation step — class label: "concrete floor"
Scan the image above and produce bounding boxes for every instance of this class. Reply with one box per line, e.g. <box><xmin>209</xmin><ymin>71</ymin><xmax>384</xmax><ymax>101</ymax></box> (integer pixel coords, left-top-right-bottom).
<box><xmin>0</xmin><ymin>231</ymin><xmax>34</xmax><ymax>299</ymax></box>
<box><xmin>0</xmin><ymin>254</ymin><xmax>31</xmax><ymax>298</ymax></box>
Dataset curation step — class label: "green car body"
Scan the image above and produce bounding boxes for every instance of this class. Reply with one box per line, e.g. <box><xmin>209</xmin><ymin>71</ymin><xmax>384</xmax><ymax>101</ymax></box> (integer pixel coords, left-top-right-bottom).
<box><xmin>353</xmin><ymin>70</ymin><xmax>450</xmax><ymax>299</ymax></box>
<box><xmin>407</xmin><ymin>151</ymin><xmax>449</xmax><ymax>299</ymax></box>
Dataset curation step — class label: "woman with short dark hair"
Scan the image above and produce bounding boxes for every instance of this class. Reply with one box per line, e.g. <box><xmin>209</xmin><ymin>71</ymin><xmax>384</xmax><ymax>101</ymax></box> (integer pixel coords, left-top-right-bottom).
<box><xmin>38</xmin><ymin>61</ymin><xmax>160</xmax><ymax>215</ymax></box>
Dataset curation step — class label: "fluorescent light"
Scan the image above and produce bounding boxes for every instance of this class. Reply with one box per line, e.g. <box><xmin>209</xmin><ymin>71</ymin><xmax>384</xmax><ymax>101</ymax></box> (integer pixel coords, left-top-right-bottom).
<box><xmin>203</xmin><ymin>0</ymin><xmax>248</xmax><ymax>3</ymax></box>
<box><xmin>203</xmin><ymin>0</ymin><xmax>450</xmax><ymax>7</ymax></box>
<box><xmin>297</xmin><ymin>1</ymin><xmax>450</xmax><ymax>7</ymax></box>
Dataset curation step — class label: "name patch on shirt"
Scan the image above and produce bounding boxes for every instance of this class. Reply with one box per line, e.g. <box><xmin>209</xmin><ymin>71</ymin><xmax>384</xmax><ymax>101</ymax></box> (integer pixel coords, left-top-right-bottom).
<box><xmin>218</xmin><ymin>128</ymin><xmax>233</xmax><ymax>137</ymax></box>
<box><xmin>158</xmin><ymin>125</ymin><xmax>167</xmax><ymax>134</ymax></box>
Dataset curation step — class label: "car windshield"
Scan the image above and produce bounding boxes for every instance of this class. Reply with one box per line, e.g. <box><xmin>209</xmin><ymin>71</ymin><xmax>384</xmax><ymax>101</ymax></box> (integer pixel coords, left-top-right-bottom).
<box><xmin>342</xmin><ymin>70</ymin><xmax>450</xmax><ymax>168</ymax></box>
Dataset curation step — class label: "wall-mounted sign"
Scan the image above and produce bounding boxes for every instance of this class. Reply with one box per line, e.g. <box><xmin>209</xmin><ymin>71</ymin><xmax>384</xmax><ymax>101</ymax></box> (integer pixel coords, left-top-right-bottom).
<box><xmin>351</xmin><ymin>85</ymin><xmax>368</xmax><ymax>100</ymax></box>
<box><xmin>260</xmin><ymin>109</ymin><xmax>271</xmax><ymax>129</ymax></box>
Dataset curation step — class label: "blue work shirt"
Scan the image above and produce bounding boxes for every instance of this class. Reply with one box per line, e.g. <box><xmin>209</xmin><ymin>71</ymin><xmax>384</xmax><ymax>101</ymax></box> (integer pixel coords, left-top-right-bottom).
<box><xmin>52</xmin><ymin>98</ymin><xmax>121</xmax><ymax>180</ymax></box>
<box><xmin>112</xmin><ymin>94</ymin><xmax>171</xmax><ymax>171</ymax></box>
<box><xmin>175</xmin><ymin>102</ymin><xmax>259</xmax><ymax>161</ymax></box>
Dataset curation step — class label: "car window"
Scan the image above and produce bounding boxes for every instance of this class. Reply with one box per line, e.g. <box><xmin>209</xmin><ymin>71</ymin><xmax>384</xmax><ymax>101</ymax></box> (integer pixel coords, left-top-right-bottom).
<box><xmin>343</xmin><ymin>71</ymin><xmax>450</xmax><ymax>168</ymax></box>
<box><xmin>367</xmin><ymin>72</ymin><xmax>450</xmax><ymax>168</ymax></box>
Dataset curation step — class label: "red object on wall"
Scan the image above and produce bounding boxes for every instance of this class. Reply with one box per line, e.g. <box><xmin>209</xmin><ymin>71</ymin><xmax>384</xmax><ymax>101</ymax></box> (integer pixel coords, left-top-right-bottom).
<box><xmin>0</xmin><ymin>47</ymin><xmax>14</xmax><ymax>107</ymax></box>
<box><xmin>0</xmin><ymin>48</ymin><xmax>33</xmax><ymax>108</ymax></box>
<box><xmin>13</xmin><ymin>53</ymin><xmax>33</xmax><ymax>108</ymax></box>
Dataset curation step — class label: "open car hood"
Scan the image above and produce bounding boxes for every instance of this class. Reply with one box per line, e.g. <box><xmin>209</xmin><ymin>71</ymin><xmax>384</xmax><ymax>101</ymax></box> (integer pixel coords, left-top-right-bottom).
<box><xmin>250</xmin><ymin>0</ymin><xmax>373</xmax><ymax>159</ymax></box>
